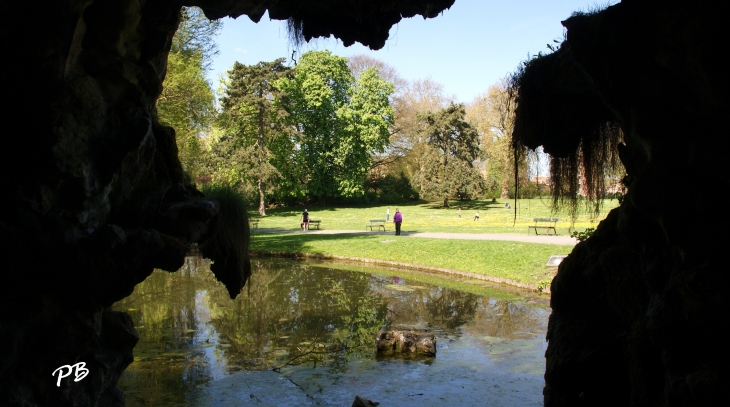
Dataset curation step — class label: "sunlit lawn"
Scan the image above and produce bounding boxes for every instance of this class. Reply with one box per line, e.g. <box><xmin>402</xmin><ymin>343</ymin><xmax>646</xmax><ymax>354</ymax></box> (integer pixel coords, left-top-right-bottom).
<box><xmin>251</xmin><ymin>198</ymin><xmax>619</xmax><ymax>235</ymax></box>
<box><xmin>250</xmin><ymin>232</ymin><xmax>575</xmax><ymax>287</ymax></box>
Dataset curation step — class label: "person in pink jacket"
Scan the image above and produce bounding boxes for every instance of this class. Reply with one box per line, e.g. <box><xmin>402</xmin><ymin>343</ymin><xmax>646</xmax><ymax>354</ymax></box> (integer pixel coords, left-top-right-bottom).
<box><xmin>393</xmin><ymin>208</ymin><xmax>403</xmax><ymax>236</ymax></box>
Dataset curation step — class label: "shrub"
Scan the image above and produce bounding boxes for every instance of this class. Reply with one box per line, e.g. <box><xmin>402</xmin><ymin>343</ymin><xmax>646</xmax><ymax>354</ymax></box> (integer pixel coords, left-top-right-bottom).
<box><xmin>570</xmin><ymin>227</ymin><xmax>595</xmax><ymax>242</ymax></box>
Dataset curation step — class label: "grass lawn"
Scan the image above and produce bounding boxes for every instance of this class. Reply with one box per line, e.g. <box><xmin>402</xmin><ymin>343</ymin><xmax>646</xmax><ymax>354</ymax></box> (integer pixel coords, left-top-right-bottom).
<box><xmin>251</xmin><ymin>198</ymin><xmax>619</xmax><ymax>236</ymax></box>
<box><xmin>250</xmin><ymin>232</ymin><xmax>574</xmax><ymax>287</ymax></box>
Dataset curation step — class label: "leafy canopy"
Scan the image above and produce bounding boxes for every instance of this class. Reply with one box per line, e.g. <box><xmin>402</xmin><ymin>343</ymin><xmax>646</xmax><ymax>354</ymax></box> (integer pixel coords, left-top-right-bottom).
<box><xmin>156</xmin><ymin>7</ymin><xmax>220</xmax><ymax>179</ymax></box>
<box><xmin>413</xmin><ymin>103</ymin><xmax>485</xmax><ymax>206</ymax></box>
<box><xmin>278</xmin><ymin>51</ymin><xmax>394</xmax><ymax>202</ymax></box>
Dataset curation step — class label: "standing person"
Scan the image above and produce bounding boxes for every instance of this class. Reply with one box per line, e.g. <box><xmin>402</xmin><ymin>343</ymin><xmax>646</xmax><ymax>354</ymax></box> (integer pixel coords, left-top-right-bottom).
<box><xmin>458</xmin><ymin>207</ymin><xmax>461</xmax><ymax>218</ymax></box>
<box><xmin>393</xmin><ymin>208</ymin><xmax>403</xmax><ymax>236</ymax></box>
<box><xmin>386</xmin><ymin>207</ymin><xmax>390</xmax><ymax>221</ymax></box>
<box><xmin>474</xmin><ymin>211</ymin><xmax>479</xmax><ymax>221</ymax></box>
<box><xmin>301</xmin><ymin>209</ymin><xmax>309</xmax><ymax>231</ymax></box>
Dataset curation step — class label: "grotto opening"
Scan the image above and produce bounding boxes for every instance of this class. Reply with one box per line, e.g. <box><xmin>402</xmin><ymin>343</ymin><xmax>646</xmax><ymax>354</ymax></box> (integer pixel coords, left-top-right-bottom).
<box><xmin>0</xmin><ymin>0</ymin><xmax>728</xmax><ymax>406</ymax></box>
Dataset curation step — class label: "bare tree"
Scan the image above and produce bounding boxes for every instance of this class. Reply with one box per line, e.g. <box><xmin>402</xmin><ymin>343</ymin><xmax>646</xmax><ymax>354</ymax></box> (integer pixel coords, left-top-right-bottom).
<box><xmin>467</xmin><ymin>78</ymin><xmax>519</xmax><ymax>199</ymax></box>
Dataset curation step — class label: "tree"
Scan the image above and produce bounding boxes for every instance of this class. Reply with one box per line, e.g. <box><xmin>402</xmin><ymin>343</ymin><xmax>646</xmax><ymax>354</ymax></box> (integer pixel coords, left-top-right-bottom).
<box><xmin>347</xmin><ymin>55</ymin><xmax>406</xmax><ymax>91</ymax></box>
<box><xmin>412</xmin><ymin>103</ymin><xmax>485</xmax><ymax>207</ymax></box>
<box><xmin>467</xmin><ymin>79</ymin><xmax>525</xmax><ymax>199</ymax></box>
<box><xmin>390</xmin><ymin>78</ymin><xmax>451</xmax><ymax>177</ymax></box>
<box><xmin>156</xmin><ymin>7</ymin><xmax>221</xmax><ymax>179</ymax></box>
<box><xmin>347</xmin><ymin>55</ymin><xmax>407</xmax><ymax>173</ymax></box>
<box><xmin>278</xmin><ymin>50</ymin><xmax>394</xmax><ymax>203</ymax></box>
<box><xmin>218</xmin><ymin>59</ymin><xmax>292</xmax><ymax>215</ymax></box>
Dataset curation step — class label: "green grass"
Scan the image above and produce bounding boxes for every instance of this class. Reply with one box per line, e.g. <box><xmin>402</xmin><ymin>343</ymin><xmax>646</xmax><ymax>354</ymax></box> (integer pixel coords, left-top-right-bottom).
<box><xmin>252</xmin><ymin>198</ymin><xmax>619</xmax><ymax>235</ymax></box>
<box><xmin>250</xmin><ymin>232</ymin><xmax>574</xmax><ymax>287</ymax></box>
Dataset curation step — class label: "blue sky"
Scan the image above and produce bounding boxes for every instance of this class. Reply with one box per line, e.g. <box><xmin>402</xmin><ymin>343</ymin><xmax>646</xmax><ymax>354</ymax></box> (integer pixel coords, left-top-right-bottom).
<box><xmin>209</xmin><ymin>1</ymin><xmax>613</xmax><ymax>104</ymax></box>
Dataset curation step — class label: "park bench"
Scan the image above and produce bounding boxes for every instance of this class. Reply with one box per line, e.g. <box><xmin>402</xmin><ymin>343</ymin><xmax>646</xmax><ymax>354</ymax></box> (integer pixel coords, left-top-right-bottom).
<box><xmin>249</xmin><ymin>219</ymin><xmax>259</xmax><ymax>229</ymax></box>
<box><xmin>308</xmin><ymin>219</ymin><xmax>321</xmax><ymax>230</ymax></box>
<box><xmin>528</xmin><ymin>218</ymin><xmax>558</xmax><ymax>235</ymax></box>
<box><xmin>366</xmin><ymin>219</ymin><xmax>387</xmax><ymax>231</ymax></box>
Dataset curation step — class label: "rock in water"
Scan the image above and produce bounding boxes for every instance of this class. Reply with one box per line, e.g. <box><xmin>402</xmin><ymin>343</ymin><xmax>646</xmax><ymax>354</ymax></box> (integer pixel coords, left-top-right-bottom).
<box><xmin>376</xmin><ymin>330</ymin><xmax>436</xmax><ymax>355</ymax></box>
<box><xmin>352</xmin><ymin>395</ymin><xmax>380</xmax><ymax>406</ymax></box>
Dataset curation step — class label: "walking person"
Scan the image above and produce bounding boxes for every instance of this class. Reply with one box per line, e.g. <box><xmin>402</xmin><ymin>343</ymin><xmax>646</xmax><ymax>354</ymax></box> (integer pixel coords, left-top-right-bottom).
<box><xmin>474</xmin><ymin>211</ymin><xmax>479</xmax><ymax>221</ymax></box>
<box><xmin>458</xmin><ymin>207</ymin><xmax>461</xmax><ymax>218</ymax></box>
<box><xmin>386</xmin><ymin>207</ymin><xmax>390</xmax><ymax>221</ymax></box>
<box><xmin>393</xmin><ymin>208</ymin><xmax>403</xmax><ymax>236</ymax></box>
<box><xmin>301</xmin><ymin>209</ymin><xmax>310</xmax><ymax>231</ymax></box>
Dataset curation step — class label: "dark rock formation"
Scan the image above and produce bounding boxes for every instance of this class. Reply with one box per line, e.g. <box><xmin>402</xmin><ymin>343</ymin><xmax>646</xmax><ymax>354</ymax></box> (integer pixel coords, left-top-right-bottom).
<box><xmin>511</xmin><ymin>0</ymin><xmax>730</xmax><ymax>405</ymax></box>
<box><xmin>352</xmin><ymin>395</ymin><xmax>381</xmax><ymax>407</ymax></box>
<box><xmin>376</xmin><ymin>330</ymin><xmax>437</xmax><ymax>355</ymax></box>
<box><xmin>0</xmin><ymin>0</ymin><xmax>452</xmax><ymax>406</ymax></box>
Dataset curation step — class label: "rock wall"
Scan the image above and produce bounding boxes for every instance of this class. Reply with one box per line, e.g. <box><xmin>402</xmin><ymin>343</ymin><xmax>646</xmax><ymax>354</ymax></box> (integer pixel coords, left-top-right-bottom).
<box><xmin>512</xmin><ymin>0</ymin><xmax>730</xmax><ymax>405</ymax></box>
<box><xmin>0</xmin><ymin>1</ymin><xmax>452</xmax><ymax>405</ymax></box>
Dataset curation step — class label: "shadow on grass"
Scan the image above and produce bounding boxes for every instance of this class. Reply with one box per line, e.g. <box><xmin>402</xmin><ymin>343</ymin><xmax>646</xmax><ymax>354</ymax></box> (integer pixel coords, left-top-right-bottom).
<box><xmin>251</xmin><ymin>231</ymin><xmax>390</xmax><ymax>253</ymax></box>
<box><xmin>422</xmin><ymin>199</ymin><xmax>516</xmax><ymax>211</ymax></box>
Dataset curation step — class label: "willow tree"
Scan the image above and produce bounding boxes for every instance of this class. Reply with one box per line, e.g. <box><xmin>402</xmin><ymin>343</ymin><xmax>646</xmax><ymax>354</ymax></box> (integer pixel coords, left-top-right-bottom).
<box><xmin>218</xmin><ymin>59</ymin><xmax>292</xmax><ymax>215</ymax></box>
<box><xmin>413</xmin><ymin>103</ymin><xmax>485</xmax><ymax>207</ymax></box>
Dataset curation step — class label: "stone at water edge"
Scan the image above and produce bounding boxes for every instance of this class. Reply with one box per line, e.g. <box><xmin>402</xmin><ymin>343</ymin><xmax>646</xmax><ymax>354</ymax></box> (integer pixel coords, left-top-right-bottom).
<box><xmin>352</xmin><ymin>395</ymin><xmax>380</xmax><ymax>406</ymax></box>
<box><xmin>376</xmin><ymin>330</ymin><xmax>436</xmax><ymax>355</ymax></box>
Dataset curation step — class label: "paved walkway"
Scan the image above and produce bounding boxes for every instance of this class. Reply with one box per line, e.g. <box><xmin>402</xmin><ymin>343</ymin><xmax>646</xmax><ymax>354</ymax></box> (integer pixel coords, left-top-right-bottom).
<box><xmin>254</xmin><ymin>228</ymin><xmax>577</xmax><ymax>245</ymax></box>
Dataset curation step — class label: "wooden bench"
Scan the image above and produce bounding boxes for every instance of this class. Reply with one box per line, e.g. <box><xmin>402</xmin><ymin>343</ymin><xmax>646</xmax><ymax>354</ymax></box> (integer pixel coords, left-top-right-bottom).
<box><xmin>249</xmin><ymin>219</ymin><xmax>259</xmax><ymax>229</ymax></box>
<box><xmin>528</xmin><ymin>218</ymin><xmax>558</xmax><ymax>235</ymax></box>
<box><xmin>366</xmin><ymin>219</ymin><xmax>386</xmax><ymax>231</ymax></box>
<box><xmin>308</xmin><ymin>219</ymin><xmax>321</xmax><ymax>230</ymax></box>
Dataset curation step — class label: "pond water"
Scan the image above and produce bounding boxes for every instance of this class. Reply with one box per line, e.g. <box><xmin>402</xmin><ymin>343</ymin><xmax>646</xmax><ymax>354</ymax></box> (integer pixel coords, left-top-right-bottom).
<box><xmin>112</xmin><ymin>258</ymin><xmax>549</xmax><ymax>406</ymax></box>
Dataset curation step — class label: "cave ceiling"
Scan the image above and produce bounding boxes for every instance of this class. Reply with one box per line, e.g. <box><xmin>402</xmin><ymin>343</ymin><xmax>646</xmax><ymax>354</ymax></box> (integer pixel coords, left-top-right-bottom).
<box><xmin>189</xmin><ymin>0</ymin><xmax>456</xmax><ymax>49</ymax></box>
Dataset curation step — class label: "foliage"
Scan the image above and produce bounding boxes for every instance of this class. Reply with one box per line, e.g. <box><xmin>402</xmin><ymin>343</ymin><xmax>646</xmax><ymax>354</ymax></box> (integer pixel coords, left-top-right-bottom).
<box><xmin>364</xmin><ymin>172</ymin><xmax>419</xmax><ymax>203</ymax></box>
<box><xmin>412</xmin><ymin>103</ymin><xmax>485</xmax><ymax>207</ymax></box>
<box><xmin>508</xmin><ymin>43</ymin><xmax>624</xmax><ymax>219</ymax></box>
<box><xmin>537</xmin><ymin>279</ymin><xmax>552</xmax><ymax>293</ymax></box>
<box><xmin>156</xmin><ymin>7</ymin><xmax>220</xmax><ymax>180</ymax></box>
<box><xmin>203</xmin><ymin>132</ymin><xmax>258</xmax><ymax>198</ymax></box>
<box><xmin>389</xmin><ymin>78</ymin><xmax>451</xmax><ymax>178</ymax></box>
<box><xmin>570</xmin><ymin>227</ymin><xmax>595</xmax><ymax>242</ymax></box>
<box><xmin>278</xmin><ymin>51</ymin><xmax>394</xmax><ymax>203</ymax></box>
<box><xmin>216</xmin><ymin>59</ymin><xmax>293</xmax><ymax>215</ymax></box>
<box><xmin>466</xmin><ymin>79</ymin><xmax>529</xmax><ymax>200</ymax></box>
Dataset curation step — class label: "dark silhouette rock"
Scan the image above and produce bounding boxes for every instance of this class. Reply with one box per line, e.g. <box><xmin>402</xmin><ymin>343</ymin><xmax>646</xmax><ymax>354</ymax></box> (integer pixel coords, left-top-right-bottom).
<box><xmin>352</xmin><ymin>395</ymin><xmax>380</xmax><ymax>407</ymax></box>
<box><xmin>511</xmin><ymin>0</ymin><xmax>730</xmax><ymax>405</ymax></box>
<box><xmin>0</xmin><ymin>1</ymin><xmax>453</xmax><ymax>405</ymax></box>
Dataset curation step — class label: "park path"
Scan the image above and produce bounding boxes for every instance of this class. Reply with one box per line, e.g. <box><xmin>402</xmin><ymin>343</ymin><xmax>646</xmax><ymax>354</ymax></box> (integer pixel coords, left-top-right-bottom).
<box><xmin>254</xmin><ymin>228</ymin><xmax>577</xmax><ymax>245</ymax></box>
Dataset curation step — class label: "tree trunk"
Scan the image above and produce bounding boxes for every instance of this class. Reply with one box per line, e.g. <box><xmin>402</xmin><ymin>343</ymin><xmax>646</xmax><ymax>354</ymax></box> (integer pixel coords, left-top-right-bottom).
<box><xmin>501</xmin><ymin>153</ymin><xmax>510</xmax><ymax>199</ymax></box>
<box><xmin>500</xmin><ymin>177</ymin><xmax>509</xmax><ymax>199</ymax></box>
<box><xmin>257</xmin><ymin>105</ymin><xmax>266</xmax><ymax>216</ymax></box>
<box><xmin>258</xmin><ymin>178</ymin><xmax>266</xmax><ymax>216</ymax></box>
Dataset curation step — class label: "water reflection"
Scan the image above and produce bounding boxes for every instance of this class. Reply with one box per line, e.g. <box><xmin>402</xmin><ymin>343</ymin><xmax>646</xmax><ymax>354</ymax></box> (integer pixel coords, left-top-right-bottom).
<box><xmin>113</xmin><ymin>258</ymin><xmax>548</xmax><ymax>406</ymax></box>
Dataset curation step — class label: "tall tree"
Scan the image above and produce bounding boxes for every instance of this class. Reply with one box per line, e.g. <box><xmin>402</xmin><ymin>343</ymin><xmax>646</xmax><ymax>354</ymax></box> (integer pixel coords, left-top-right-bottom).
<box><xmin>412</xmin><ymin>103</ymin><xmax>485</xmax><ymax>207</ymax></box>
<box><xmin>467</xmin><ymin>79</ymin><xmax>523</xmax><ymax>199</ymax></box>
<box><xmin>278</xmin><ymin>51</ymin><xmax>394</xmax><ymax>203</ymax></box>
<box><xmin>156</xmin><ymin>7</ymin><xmax>221</xmax><ymax>179</ymax></box>
<box><xmin>218</xmin><ymin>59</ymin><xmax>292</xmax><ymax>215</ymax></box>
<box><xmin>391</xmin><ymin>79</ymin><xmax>451</xmax><ymax>176</ymax></box>
<box><xmin>347</xmin><ymin>55</ymin><xmax>406</xmax><ymax>173</ymax></box>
